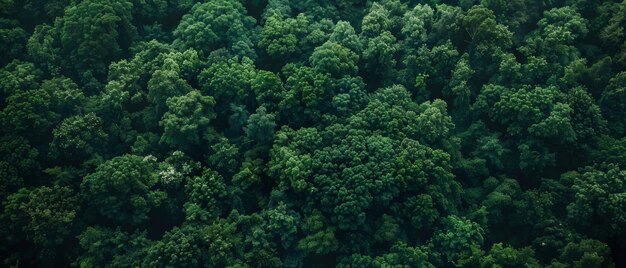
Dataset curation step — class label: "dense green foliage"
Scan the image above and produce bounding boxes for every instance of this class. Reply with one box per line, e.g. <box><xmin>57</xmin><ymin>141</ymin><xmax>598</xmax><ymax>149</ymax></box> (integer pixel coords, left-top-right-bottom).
<box><xmin>1</xmin><ymin>0</ymin><xmax>625</xmax><ymax>267</ymax></box>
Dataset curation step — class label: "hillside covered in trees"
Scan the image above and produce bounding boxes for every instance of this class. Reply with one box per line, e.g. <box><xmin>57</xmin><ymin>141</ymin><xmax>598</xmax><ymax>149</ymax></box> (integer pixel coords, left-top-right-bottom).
<box><xmin>1</xmin><ymin>0</ymin><xmax>625</xmax><ymax>267</ymax></box>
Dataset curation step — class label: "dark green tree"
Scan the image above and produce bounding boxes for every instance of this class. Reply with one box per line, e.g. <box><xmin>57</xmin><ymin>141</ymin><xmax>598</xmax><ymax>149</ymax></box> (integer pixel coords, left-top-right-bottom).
<box><xmin>81</xmin><ymin>155</ymin><xmax>166</xmax><ymax>225</ymax></box>
<box><xmin>77</xmin><ymin>227</ymin><xmax>150</xmax><ymax>268</ymax></box>
<box><xmin>159</xmin><ymin>90</ymin><xmax>216</xmax><ymax>151</ymax></box>
<box><xmin>143</xmin><ymin>221</ymin><xmax>244</xmax><ymax>267</ymax></box>
<box><xmin>172</xmin><ymin>0</ymin><xmax>256</xmax><ymax>56</ymax></box>
<box><xmin>56</xmin><ymin>0</ymin><xmax>136</xmax><ymax>79</ymax></box>
<box><xmin>310</xmin><ymin>41</ymin><xmax>359</xmax><ymax>78</ymax></box>
<box><xmin>1</xmin><ymin>186</ymin><xmax>78</xmax><ymax>262</ymax></box>
<box><xmin>49</xmin><ymin>113</ymin><xmax>108</xmax><ymax>161</ymax></box>
<box><xmin>259</xmin><ymin>11</ymin><xmax>311</xmax><ymax>61</ymax></box>
<box><xmin>600</xmin><ymin>72</ymin><xmax>626</xmax><ymax>135</ymax></box>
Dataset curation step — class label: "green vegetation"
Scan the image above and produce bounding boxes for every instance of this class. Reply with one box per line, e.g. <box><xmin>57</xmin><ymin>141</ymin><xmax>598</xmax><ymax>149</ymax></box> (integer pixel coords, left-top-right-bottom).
<box><xmin>1</xmin><ymin>0</ymin><xmax>625</xmax><ymax>267</ymax></box>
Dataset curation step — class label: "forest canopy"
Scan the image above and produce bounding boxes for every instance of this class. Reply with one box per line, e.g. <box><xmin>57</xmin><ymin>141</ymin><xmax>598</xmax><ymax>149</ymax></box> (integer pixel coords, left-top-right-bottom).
<box><xmin>1</xmin><ymin>0</ymin><xmax>625</xmax><ymax>267</ymax></box>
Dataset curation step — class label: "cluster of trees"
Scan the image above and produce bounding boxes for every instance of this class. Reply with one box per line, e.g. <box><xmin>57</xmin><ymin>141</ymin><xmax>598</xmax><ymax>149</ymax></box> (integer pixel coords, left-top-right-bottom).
<box><xmin>1</xmin><ymin>0</ymin><xmax>625</xmax><ymax>267</ymax></box>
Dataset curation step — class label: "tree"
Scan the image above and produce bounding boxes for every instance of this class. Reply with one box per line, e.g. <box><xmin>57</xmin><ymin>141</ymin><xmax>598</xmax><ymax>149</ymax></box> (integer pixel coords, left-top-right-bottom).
<box><xmin>519</xmin><ymin>7</ymin><xmax>587</xmax><ymax>69</ymax></box>
<box><xmin>488</xmin><ymin>244</ymin><xmax>541</xmax><ymax>267</ymax></box>
<box><xmin>600</xmin><ymin>72</ymin><xmax>626</xmax><ymax>135</ymax></box>
<box><xmin>81</xmin><ymin>154</ymin><xmax>166</xmax><ymax>225</ymax></box>
<box><xmin>278</xmin><ymin>65</ymin><xmax>333</xmax><ymax>126</ymax></box>
<box><xmin>430</xmin><ymin>4</ymin><xmax>465</xmax><ymax>45</ymax></box>
<box><xmin>391</xmin><ymin>194</ymin><xmax>439</xmax><ymax>231</ymax></box>
<box><xmin>39</xmin><ymin>77</ymin><xmax>85</xmax><ymax>117</ymax></box>
<box><xmin>269</xmin><ymin>85</ymin><xmax>461</xmax><ymax>231</ymax></box>
<box><xmin>0</xmin><ymin>60</ymin><xmax>43</xmax><ymax>95</ymax></box>
<box><xmin>549</xmin><ymin>239</ymin><xmax>615</xmax><ymax>268</ymax></box>
<box><xmin>401</xmin><ymin>4</ymin><xmax>434</xmax><ymax>47</ymax></box>
<box><xmin>297</xmin><ymin>211</ymin><xmax>339</xmax><ymax>256</ymax></box>
<box><xmin>77</xmin><ymin>227</ymin><xmax>150</xmax><ymax>268</ymax></box>
<box><xmin>401</xmin><ymin>41</ymin><xmax>460</xmax><ymax>94</ymax></box>
<box><xmin>259</xmin><ymin>11</ymin><xmax>311</xmax><ymax>60</ymax></box>
<box><xmin>232</xmin><ymin>158</ymin><xmax>265</xmax><ymax>190</ymax></box>
<box><xmin>362</xmin><ymin>31</ymin><xmax>398</xmax><ymax>84</ymax></box>
<box><xmin>592</xmin><ymin>136</ymin><xmax>626</xmax><ymax>167</ymax></box>
<box><xmin>130</xmin><ymin>0</ymin><xmax>194</xmax><ymax>21</ymax></box>
<box><xmin>598</xmin><ymin>1</ymin><xmax>626</xmax><ymax>68</ymax></box>
<box><xmin>159</xmin><ymin>90</ymin><xmax>216</xmax><ymax>151</ymax></box>
<box><xmin>198</xmin><ymin>57</ymin><xmax>256</xmax><ymax>119</ymax></box>
<box><xmin>462</xmin><ymin>5</ymin><xmax>512</xmax><ymax>80</ymax></box>
<box><xmin>0</xmin><ymin>19</ymin><xmax>27</xmax><ymax>64</ymax></box>
<box><xmin>329</xmin><ymin>21</ymin><xmax>363</xmax><ymax>54</ymax></box>
<box><xmin>245</xmin><ymin>106</ymin><xmax>277</xmax><ymax>146</ymax></box>
<box><xmin>0</xmin><ymin>162</ymin><xmax>23</xmax><ymax>201</ymax></box>
<box><xmin>2</xmin><ymin>186</ymin><xmax>78</xmax><ymax>261</ymax></box>
<box><xmin>183</xmin><ymin>168</ymin><xmax>233</xmax><ymax>223</ymax></box>
<box><xmin>338</xmin><ymin>242</ymin><xmax>433</xmax><ymax>267</ymax></box>
<box><xmin>0</xmin><ymin>88</ymin><xmax>60</xmax><ymax>141</ymax></box>
<box><xmin>147</xmin><ymin>59</ymin><xmax>193</xmax><ymax>119</ymax></box>
<box><xmin>206</xmin><ymin>137</ymin><xmax>240</xmax><ymax>176</ymax></box>
<box><xmin>463</xmin><ymin>5</ymin><xmax>512</xmax><ymax>48</ymax></box>
<box><xmin>564</xmin><ymin>86</ymin><xmax>608</xmax><ymax>148</ymax></box>
<box><xmin>349</xmin><ymin>85</ymin><xmax>450</xmax><ymax>144</ymax></box>
<box><xmin>143</xmin><ymin>222</ymin><xmax>244</xmax><ymax>267</ymax></box>
<box><xmin>57</xmin><ymin>0</ymin><xmax>136</xmax><ymax>79</ymax></box>
<box><xmin>251</xmin><ymin>70</ymin><xmax>284</xmax><ymax>113</ymax></box>
<box><xmin>230</xmin><ymin>203</ymin><xmax>300</xmax><ymax>267</ymax></box>
<box><xmin>481</xmin><ymin>85</ymin><xmax>578</xmax><ymax>171</ymax></box>
<box><xmin>429</xmin><ymin>215</ymin><xmax>485</xmax><ymax>265</ymax></box>
<box><xmin>565</xmin><ymin>165</ymin><xmax>626</xmax><ymax>240</ymax></box>
<box><xmin>361</xmin><ymin>3</ymin><xmax>392</xmax><ymax>37</ymax></box>
<box><xmin>480</xmin><ymin>0</ymin><xmax>530</xmax><ymax>30</ymax></box>
<box><xmin>50</xmin><ymin>113</ymin><xmax>108</xmax><ymax>161</ymax></box>
<box><xmin>310</xmin><ymin>41</ymin><xmax>359</xmax><ymax>78</ymax></box>
<box><xmin>7</xmin><ymin>0</ymin><xmax>68</xmax><ymax>23</ymax></box>
<box><xmin>0</xmin><ymin>135</ymin><xmax>39</xmax><ymax>178</ymax></box>
<box><xmin>27</xmin><ymin>24</ymin><xmax>61</xmax><ymax>75</ymax></box>
<box><xmin>472</xmin><ymin>133</ymin><xmax>508</xmax><ymax>170</ymax></box>
<box><xmin>172</xmin><ymin>0</ymin><xmax>255</xmax><ymax>56</ymax></box>
<box><xmin>331</xmin><ymin>76</ymin><xmax>368</xmax><ymax>116</ymax></box>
